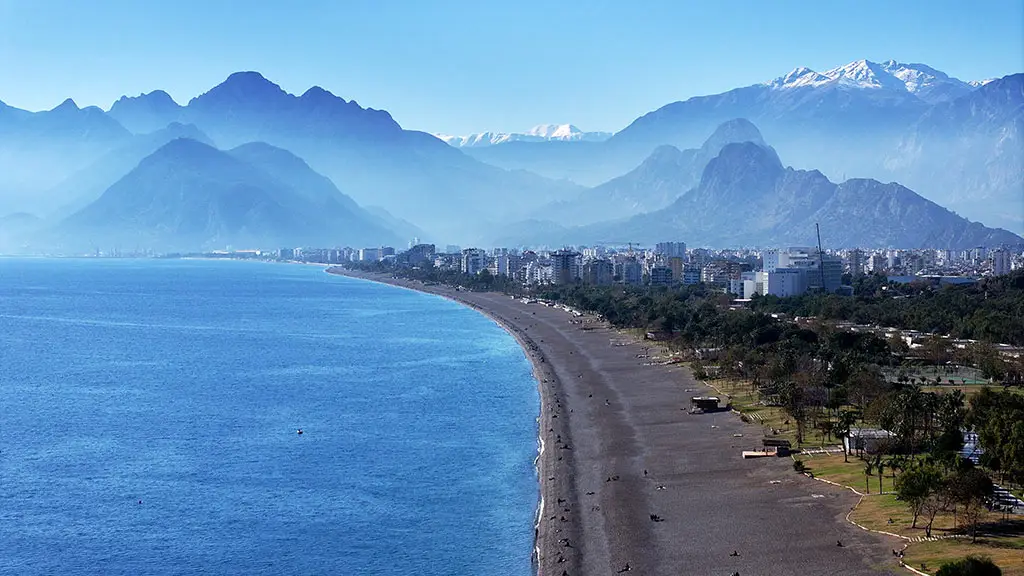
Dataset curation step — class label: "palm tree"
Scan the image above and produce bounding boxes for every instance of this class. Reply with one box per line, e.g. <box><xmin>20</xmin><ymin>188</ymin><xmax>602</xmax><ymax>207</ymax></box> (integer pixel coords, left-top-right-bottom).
<box><xmin>864</xmin><ymin>460</ymin><xmax>874</xmax><ymax>494</ymax></box>
<box><xmin>887</xmin><ymin>455</ymin><xmax>904</xmax><ymax>480</ymax></box>
<box><xmin>875</xmin><ymin>454</ymin><xmax>886</xmax><ymax>493</ymax></box>
<box><xmin>835</xmin><ymin>410</ymin><xmax>858</xmax><ymax>463</ymax></box>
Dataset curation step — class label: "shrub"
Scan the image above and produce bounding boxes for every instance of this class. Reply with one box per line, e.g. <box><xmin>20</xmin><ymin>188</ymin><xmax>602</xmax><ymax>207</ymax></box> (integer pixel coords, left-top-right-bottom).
<box><xmin>793</xmin><ymin>459</ymin><xmax>806</xmax><ymax>472</ymax></box>
<box><xmin>935</xmin><ymin>556</ymin><xmax>1002</xmax><ymax>576</ymax></box>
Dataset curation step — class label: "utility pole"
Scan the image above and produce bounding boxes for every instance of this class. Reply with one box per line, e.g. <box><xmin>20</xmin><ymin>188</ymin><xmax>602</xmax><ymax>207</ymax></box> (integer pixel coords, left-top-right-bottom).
<box><xmin>815</xmin><ymin>223</ymin><xmax>827</xmax><ymax>293</ymax></box>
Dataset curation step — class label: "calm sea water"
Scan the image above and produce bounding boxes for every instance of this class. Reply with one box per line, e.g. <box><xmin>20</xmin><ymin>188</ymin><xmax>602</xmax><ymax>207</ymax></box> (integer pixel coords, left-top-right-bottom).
<box><xmin>0</xmin><ymin>258</ymin><xmax>539</xmax><ymax>576</ymax></box>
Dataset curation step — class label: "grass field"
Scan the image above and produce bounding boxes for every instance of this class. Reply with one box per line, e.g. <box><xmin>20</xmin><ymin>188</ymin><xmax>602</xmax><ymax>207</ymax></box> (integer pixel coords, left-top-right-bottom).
<box><xmin>799</xmin><ymin>453</ymin><xmax>897</xmax><ymax>494</ymax></box>
<box><xmin>825</xmin><ymin>467</ymin><xmax>1024</xmax><ymax>576</ymax></box>
<box><xmin>901</xmin><ymin>535</ymin><xmax>1024</xmax><ymax>576</ymax></box>
<box><xmin>704</xmin><ymin>378</ymin><xmax>840</xmax><ymax>448</ymax></box>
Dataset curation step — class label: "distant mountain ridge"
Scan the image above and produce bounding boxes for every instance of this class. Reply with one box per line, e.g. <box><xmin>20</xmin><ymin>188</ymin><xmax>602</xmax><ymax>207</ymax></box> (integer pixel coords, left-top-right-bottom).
<box><xmin>436</xmin><ymin>124</ymin><xmax>611</xmax><ymax>147</ymax></box>
<box><xmin>108</xmin><ymin>90</ymin><xmax>184</xmax><ymax>133</ymax></box>
<box><xmin>0</xmin><ymin>97</ymin><xmax>132</xmax><ymax>214</ymax></box>
<box><xmin>764</xmin><ymin>59</ymin><xmax>979</xmax><ymax>104</ymax></box>
<box><xmin>0</xmin><ymin>60</ymin><xmax>1019</xmax><ymax>252</ymax></box>
<box><xmin>537</xmin><ymin>118</ymin><xmax>766</xmax><ymax>225</ymax></box>
<box><xmin>56</xmin><ymin>138</ymin><xmax>402</xmax><ymax>251</ymax></box>
<box><xmin>46</xmin><ymin>122</ymin><xmax>215</xmax><ymax>218</ymax></box>
<box><xmin>467</xmin><ymin>60</ymin><xmax>1022</xmax><ymax>234</ymax></box>
<box><xmin>102</xmin><ymin>72</ymin><xmax>584</xmax><ymax>242</ymax></box>
<box><xmin>496</xmin><ymin>138</ymin><xmax>1022</xmax><ymax>250</ymax></box>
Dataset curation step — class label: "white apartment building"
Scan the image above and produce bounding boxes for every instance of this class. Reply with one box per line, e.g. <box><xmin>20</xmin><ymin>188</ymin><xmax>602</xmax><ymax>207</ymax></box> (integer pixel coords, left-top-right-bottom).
<box><xmin>488</xmin><ymin>253</ymin><xmax>510</xmax><ymax>277</ymax></box>
<box><xmin>757</xmin><ymin>268</ymin><xmax>807</xmax><ymax>297</ymax></box>
<box><xmin>359</xmin><ymin>247</ymin><xmax>381</xmax><ymax>261</ymax></box>
<box><xmin>991</xmin><ymin>249</ymin><xmax>1012</xmax><ymax>276</ymax></box>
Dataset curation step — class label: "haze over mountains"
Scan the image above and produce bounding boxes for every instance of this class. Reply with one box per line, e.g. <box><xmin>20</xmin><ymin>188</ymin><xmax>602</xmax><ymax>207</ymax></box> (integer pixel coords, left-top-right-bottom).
<box><xmin>468</xmin><ymin>60</ymin><xmax>1023</xmax><ymax>233</ymax></box>
<box><xmin>58</xmin><ymin>138</ymin><xmax>401</xmax><ymax>251</ymax></box>
<box><xmin>537</xmin><ymin>119</ymin><xmax>767</xmax><ymax>226</ymax></box>
<box><xmin>0</xmin><ymin>58</ymin><xmax>1020</xmax><ymax>253</ymax></box>
<box><xmin>496</xmin><ymin>139</ymin><xmax>1022</xmax><ymax>249</ymax></box>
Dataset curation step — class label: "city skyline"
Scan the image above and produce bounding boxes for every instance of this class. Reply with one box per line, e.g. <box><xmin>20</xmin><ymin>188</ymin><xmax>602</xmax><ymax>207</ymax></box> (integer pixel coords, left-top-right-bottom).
<box><xmin>1</xmin><ymin>0</ymin><xmax>1021</xmax><ymax>134</ymax></box>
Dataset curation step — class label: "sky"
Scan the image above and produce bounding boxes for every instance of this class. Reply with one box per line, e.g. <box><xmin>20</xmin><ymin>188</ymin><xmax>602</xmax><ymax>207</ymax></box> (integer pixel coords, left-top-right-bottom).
<box><xmin>0</xmin><ymin>0</ymin><xmax>1021</xmax><ymax>135</ymax></box>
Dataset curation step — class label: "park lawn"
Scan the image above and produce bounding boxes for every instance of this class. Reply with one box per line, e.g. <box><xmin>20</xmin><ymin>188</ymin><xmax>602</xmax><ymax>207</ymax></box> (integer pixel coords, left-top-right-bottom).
<box><xmin>854</xmin><ymin>495</ymin><xmax>1024</xmax><ymax>575</ymax></box>
<box><xmin>705</xmin><ymin>378</ymin><xmax>835</xmax><ymax>447</ymax></box>
<box><xmin>901</xmin><ymin>536</ymin><xmax>1024</xmax><ymax>576</ymax></box>
<box><xmin>800</xmin><ymin>453</ymin><xmax>898</xmax><ymax>494</ymax></box>
<box><xmin>852</xmin><ymin>493</ymin><xmax>959</xmax><ymax>535</ymax></box>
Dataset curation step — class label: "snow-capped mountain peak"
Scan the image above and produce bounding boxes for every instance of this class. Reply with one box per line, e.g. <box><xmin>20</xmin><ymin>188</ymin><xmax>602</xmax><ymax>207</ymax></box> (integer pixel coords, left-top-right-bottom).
<box><xmin>435</xmin><ymin>124</ymin><xmax>611</xmax><ymax>148</ymax></box>
<box><xmin>764</xmin><ymin>59</ymin><xmax>981</xmax><ymax>103</ymax></box>
<box><xmin>524</xmin><ymin>123</ymin><xmax>582</xmax><ymax>139</ymax></box>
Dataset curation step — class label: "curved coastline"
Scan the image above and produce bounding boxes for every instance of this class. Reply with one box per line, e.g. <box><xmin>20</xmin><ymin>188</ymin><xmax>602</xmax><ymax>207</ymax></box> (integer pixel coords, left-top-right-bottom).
<box><xmin>324</xmin><ymin>267</ymin><xmax>577</xmax><ymax>575</ymax></box>
<box><xmin>325</xmin><ymin>267</ymin><xmax>903</xmax><ymax>576</ymax></box>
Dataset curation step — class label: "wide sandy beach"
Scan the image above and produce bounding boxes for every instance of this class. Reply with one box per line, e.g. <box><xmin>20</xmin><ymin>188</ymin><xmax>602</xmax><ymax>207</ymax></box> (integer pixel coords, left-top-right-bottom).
<box><xmin>329</xmin><ymin>268</ymin><xmax>902</xmax><ymax>575</ymax></box>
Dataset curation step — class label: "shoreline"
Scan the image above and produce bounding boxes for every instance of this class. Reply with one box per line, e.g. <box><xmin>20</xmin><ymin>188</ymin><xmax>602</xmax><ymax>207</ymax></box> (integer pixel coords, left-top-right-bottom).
<box><xmin>324</xmin><ymin>267</ymin><xmax>578</xmax><ymax>574</ymax></box>
<box><xmin>326</xmin><ymin>267</ymin><xmax>902</xmax><ymax>575</ymax></box>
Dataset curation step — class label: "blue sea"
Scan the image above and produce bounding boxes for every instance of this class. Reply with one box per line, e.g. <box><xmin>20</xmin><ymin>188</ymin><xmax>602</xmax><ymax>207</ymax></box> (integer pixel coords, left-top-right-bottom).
<box><xmin>0</xmin><ymin>258</ymin><xmax>539</xmax><ymax>575</ymax></box>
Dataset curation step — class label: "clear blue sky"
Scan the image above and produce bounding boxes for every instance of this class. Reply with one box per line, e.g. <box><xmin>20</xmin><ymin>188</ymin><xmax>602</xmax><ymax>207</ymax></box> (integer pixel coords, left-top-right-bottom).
<box><xmin>0</xmin><ymin>0</ymin><xmax>1021</xmax><ymax>134</ymax></box>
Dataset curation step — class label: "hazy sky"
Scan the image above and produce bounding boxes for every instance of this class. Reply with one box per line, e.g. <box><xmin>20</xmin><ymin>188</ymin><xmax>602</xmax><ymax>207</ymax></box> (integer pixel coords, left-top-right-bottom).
<box><xmin>1</xmin><ymin>0</ymin><xmax>1021</xmax><ymax>134</ymax></box>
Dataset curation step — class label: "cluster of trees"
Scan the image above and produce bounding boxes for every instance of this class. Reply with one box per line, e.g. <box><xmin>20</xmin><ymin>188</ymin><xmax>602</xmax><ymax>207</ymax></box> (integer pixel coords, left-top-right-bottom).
<box><xmin>343</xmin><ymin>260</ymin><xmax>523</xmax><ymax>293</ymax></box>
<box><xmin>895</xmin><ymin>457</ymin><xmax>993</xmax><ymax>539</ymax></box>
<box><xmin>968</xmin><ymin>389</ymin><xmax>1024</xmax><ymax>487</ymax></box>
<box><xmin>750</xmin><ymin>270</ymin><xmax>1024</xmax><ymax>346</ymax></box>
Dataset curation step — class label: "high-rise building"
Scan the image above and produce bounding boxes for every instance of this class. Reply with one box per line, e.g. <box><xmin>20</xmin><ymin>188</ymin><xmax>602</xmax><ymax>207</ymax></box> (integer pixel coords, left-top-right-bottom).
<box><xmin>847</xmin><ymin>249</ymin><xmax>864</xmax><ymax>277</ymax></box>
<box><xmin>403</xmin><ymin>244</ymin><xmax>436</xmax><ymax>266</ymax></box>
<box><xmin>616</xmin><ymin>257</ymin><xmax>643</xmax><ymax>285</ymax></box>
<box><xmin>808</xmin><ymin>255</ymin><xmax>843</xmax><ymax>293</ymax></box>
<box><xmin>667</xmin><ymin>257</ymin><xmax>684</xmax><ymax>283</ymax></box>
<box><xmin>655</xmin><ymin>241</ymin><xmax>687</xmax><ymax>258</ymax></box>
<box><xmin>650</xmin><ymin>266</ymin><xmax>673</xmax><ymax>285</ymax></box>
<box><xmin>682</xmin><ymin>266</ymin><xmax>701</xmax><ymax>285</ymax></box>
<box><xmin>762</xmin><ymin>249</ymin><xmax>781</xmax><ymax>272</ymax></box>
<box><xmin>488</xmin><ymin>252</ymin><xmax>510</xmax><ymax>276</ymax></box>
<box><xmin>991</xmin><ymin>249</ymin><xmax>1011</xmax><ymax>276</ymax></box>
<box><xmin>868</xmin><ymin>253</ymin><xmax>887</xmax><ymax>273</ymax></box>
<box><xmin>551</xmin><ymin>250</ymin><xmax>581</xmax><ymax>285</ymax></box>
<box><xmin>583</xmin><ymin>259</ymin><xmax>614</xmax><ymax>285</ymax></box>
<box><xmin>461</xmin><ymin>248</ymin><xmax>487</xmax><ymax>275</ymax></box>
<box><xmin>359</xmin><ymin>247</ymin><xmax>381</xmax><ymax>261</ymax></box>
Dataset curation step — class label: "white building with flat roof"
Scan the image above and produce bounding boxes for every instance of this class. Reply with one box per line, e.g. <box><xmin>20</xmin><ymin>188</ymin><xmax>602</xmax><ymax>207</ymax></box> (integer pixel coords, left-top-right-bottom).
<box><xmin>992</xmin><ymin>249</ymin><xmax>1012</xmax><ymax>276</ymax></box>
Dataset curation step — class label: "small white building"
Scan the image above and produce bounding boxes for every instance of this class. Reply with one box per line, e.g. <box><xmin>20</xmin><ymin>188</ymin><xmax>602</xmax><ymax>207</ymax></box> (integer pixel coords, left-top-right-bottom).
<box><xmin>843</xmin><ymin>427</ymin><xmax>894</xmax><ymax>456</ymax></box>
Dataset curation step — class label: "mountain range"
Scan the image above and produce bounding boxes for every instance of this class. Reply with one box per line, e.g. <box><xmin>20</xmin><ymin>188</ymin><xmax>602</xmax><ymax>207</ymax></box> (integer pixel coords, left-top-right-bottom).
<box><xmin>536</xmin><ymin>118</ymin><xmax>766</xmax><ymax>226</ymax></box>
<box><xmin>435</xmin><ymin>124</ymin><xmax>612</xmax><ymax>147</ymax></box>
<box><xmin>0</xmin><ymin>59</ymin><xmax>1020</xmax><ymax>253</ymax></box>
<box><xmin>494</xmin><ymin>137</ymin><xmax>1022</xmax><ymax>250</ymax></box>
<box><xmin>466</xmin><ymin>60</ymin><xmax>1023</xmax><ymax>234</ymax></box>
<box><xmin>0</xmin><ymin>98</ymin><xmax>130</xmax><ymax>214</ymax></box>
<box><xmin>101</xmin><ymin>72</ymin><xmax>584</xmax><ymax>241</ymax></box>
